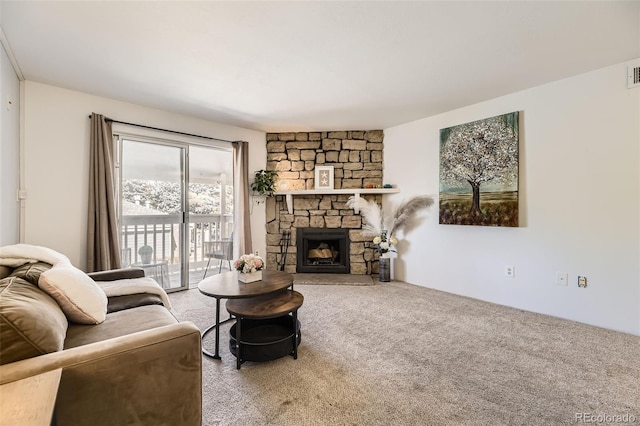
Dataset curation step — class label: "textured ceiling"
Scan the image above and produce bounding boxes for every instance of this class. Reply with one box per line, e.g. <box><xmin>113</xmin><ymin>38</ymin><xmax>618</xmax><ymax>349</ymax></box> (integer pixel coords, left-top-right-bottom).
<box><xmin>2</xmin><ymin>1</ymin><xmax>639</xmax><ymax>132</ymax></box>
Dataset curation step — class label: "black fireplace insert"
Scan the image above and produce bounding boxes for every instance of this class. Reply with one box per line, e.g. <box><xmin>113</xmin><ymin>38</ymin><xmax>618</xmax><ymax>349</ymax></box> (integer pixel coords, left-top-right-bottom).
<box><xmin>296</xmin><ymin>228</ymin><xmax>350</xmax><ymax>274</ymax></box>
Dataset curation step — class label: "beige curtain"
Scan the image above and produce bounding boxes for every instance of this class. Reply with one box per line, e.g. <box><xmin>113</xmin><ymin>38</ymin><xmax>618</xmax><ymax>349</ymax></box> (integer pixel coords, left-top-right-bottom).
<box><xmin>233</xmin><ymin>141</ymin><xmax>252</xmax><ymax>256</ymax></box>
<box><xmin>87</xmin><ymin>113</ymin><xmax>121</xmax><ymax>272</ymax></box>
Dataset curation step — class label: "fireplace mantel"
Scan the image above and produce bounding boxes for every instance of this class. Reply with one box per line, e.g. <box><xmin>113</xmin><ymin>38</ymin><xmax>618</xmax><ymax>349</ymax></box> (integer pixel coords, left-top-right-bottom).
<box><xmin>278</xmin><ymin>188</ymin><xmax>400</xmax><ymax>214</ymax></box>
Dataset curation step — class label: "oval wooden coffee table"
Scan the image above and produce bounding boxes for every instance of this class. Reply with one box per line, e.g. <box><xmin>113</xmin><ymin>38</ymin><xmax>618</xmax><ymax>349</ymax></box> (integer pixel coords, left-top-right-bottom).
<box><xmin>198</xmin><ymin>270</ymin><xmax>294</xmax><ymax>359</ymax></box>
<box><xmin>226</xmin><ymin>290</ymin><xmax>303</xmax><ymax>369</ymax></box>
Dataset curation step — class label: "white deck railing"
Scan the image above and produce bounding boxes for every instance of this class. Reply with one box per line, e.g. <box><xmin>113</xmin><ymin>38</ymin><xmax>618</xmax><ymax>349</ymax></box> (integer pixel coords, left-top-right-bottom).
<box><xmin>121</xmin><ymin>214</ymin><xmax>233</xmax><ymax>285</ymax></box>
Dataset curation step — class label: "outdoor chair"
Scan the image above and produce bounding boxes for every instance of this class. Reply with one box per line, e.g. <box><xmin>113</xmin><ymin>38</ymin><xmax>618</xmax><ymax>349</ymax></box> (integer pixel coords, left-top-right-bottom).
<box><xmin>203</xmin><ymin>239</ymin><xmax>233</xmax><ymax>279</ymax></box>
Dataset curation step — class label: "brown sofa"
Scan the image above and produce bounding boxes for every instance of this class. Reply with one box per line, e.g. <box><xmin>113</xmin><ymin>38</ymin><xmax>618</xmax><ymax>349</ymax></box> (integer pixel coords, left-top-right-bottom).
<box><xmin>0</xmin><ymin>263</ymin><xmax>202</xmax><ymax>425</ymax></box>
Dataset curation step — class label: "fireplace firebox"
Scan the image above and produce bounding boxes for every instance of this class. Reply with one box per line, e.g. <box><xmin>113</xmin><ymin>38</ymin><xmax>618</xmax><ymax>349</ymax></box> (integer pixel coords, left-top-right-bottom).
<box><xmin>296</xmin><ymin>228</ymin><xmax>350</xmax><ymax>274</ymax></box>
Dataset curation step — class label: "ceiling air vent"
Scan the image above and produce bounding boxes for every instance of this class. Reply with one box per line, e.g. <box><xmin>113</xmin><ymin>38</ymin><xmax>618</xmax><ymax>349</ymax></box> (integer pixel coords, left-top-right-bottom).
<box><xmin>628</xmin><ymin>62</ymin><xmax>640</xmax><ymax>89</ymax></box>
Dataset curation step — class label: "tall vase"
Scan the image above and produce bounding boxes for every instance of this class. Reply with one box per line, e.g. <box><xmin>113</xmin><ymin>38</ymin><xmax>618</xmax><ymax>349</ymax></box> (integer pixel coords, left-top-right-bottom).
<box><xmin>378</xmin><ymin>255</ymin><xmax>391</xmax><ymax>282</ymax></box>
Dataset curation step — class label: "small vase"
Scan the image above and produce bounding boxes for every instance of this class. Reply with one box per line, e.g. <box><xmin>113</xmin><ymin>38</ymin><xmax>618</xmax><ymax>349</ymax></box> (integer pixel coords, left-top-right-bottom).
<box><xmin>238</xmin><ymin>270</ymin><xmax>263</xmax><ymax>283</ymax></box>
<box><xmin>378</xmin><ymin>256</ymin><xmax>391</xmax><ymax>282</ymax></box>
<box><xmin>138</xmin><ymin>245</ymin><xmax>153</xmax><ymax>264</ymax></box>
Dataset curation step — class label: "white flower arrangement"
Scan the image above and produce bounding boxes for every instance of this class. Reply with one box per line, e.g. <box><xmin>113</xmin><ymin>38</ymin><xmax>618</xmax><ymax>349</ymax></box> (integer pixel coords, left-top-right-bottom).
<box><xmin>234</xmin><ymin>254</ymin><xmax>264</xmax><ymax>273</ymax></box>
<box><xmin>373</xmin><ymin>231</ymin><xmax>399</xmax><ymax>254</ymax></box>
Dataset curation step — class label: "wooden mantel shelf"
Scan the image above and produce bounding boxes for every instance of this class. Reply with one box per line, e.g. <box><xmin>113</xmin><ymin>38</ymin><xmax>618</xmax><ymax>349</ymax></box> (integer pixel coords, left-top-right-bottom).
<box><xmin>277</xmin><ymin>188</ymin><xmax>400</xmax><ymax>214</ymax></box>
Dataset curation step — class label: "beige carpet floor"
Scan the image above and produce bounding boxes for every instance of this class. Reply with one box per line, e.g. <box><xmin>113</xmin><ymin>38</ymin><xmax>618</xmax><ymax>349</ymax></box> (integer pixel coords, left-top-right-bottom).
<box><xmin>292</xmin><ymin>273</ymin><xmax>374</xmax><ymax>286</ymax></box>
<box><xmin>168</xmin><ymin>280</ymin><xmax>639</xmax><ymax>426</ymax></box>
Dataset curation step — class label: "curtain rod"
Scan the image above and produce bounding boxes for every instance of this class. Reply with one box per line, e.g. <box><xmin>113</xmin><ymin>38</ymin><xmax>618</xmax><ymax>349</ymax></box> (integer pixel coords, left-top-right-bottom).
<box><xmin>88</xmin><ymin>115</ymin><xmax>235</xmax><ymax>144</ymax></box>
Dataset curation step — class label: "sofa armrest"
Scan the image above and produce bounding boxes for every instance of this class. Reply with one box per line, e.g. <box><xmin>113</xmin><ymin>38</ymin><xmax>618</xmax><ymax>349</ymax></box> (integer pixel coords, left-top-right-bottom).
<box><xmin>0</xmin><ymin>322</ymin><xmax>202</xmax><ymax>426</ymax></box>
<box><xmin>88</xmin><ymin>268</ymin><xmax>145</xmax><ymax>281</ymax></box>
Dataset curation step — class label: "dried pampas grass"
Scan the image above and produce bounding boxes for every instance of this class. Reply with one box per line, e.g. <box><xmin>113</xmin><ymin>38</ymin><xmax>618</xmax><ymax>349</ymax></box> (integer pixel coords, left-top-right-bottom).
<box><xmin>346</xmin><ymin>194</ymin><xmax>434</xmax><ymax>238</ymax></box>
<box><xmin>345</xmin><ymin>196</ymin><xmax>383</xmax><ymax>236</ymax></box>
<box><xmin>389</xmin><ymin>195</ymin><xmax>435</xmax><ymax>236</ymax></box>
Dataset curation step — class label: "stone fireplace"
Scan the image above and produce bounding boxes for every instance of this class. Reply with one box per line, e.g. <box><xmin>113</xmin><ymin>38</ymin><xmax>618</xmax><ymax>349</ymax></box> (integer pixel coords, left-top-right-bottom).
<box><xmin>264</xmin><ymin>130</ymin><xmax>385</xmax><ymax>275</ymax></box>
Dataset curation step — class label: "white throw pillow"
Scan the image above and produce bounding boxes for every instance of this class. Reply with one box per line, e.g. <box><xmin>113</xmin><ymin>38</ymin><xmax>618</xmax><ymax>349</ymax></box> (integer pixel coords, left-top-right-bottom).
<box><xmin>39</xmin><ymin>266</ymin><xmax>108</xmax><ymax>324</ymax></box>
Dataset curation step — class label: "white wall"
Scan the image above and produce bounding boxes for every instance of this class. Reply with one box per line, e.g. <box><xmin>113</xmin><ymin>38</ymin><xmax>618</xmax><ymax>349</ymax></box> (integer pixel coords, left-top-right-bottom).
<box><xmin>22</xmin><ymin>81</ymin><xmax>266</xmax><ymax>269</ymax></box>
<box><xmin>0</xmin><ymin>43</ymin><xmax>20</xmax><ymax>245</ymax></box>
<box><xmin>384</xmin><ymin>60</ymin><xmax>640</xmax><ymax>335</ymax></box>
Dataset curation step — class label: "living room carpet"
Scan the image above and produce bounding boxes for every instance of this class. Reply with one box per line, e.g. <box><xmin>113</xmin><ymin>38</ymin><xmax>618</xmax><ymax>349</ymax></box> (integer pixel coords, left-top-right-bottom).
<box><xmin>292</xmin><ymin>273</ymin><xmax>374</xmax><ymax>286</ymax></box>
<box><xmin>168</xmin><ymin>281</ymin><xmax>639</xmax><ymax>426</ymax></box>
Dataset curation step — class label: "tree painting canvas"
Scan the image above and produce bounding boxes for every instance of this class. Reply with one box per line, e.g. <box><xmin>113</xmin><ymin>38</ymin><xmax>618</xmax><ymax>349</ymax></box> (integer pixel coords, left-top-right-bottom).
<box><xmin>439</xmin><ymin>111</ymin><xmax>519</xmax><ymax>227</ymax></box>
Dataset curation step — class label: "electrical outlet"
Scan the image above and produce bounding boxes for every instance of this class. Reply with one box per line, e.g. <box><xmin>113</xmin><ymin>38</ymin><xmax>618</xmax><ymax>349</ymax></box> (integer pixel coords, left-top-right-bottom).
<box><xmin>555</xmin><ymin>272</ymin><xmax>568</xmax><ymax>286</ymax></box>
<box><xmin>504</xmin><ymin>265</ymin><xmax>514</xmax><ymax>278</ymax></box>
<box><xmin>578</xmin><ymin>276</ymin><xmax>587</xmax><ymax>288</ymax></box>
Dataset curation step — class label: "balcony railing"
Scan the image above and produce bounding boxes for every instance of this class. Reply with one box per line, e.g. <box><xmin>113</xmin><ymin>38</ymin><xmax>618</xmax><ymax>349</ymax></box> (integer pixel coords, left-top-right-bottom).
<box><xmin>121</xmin><ymin>213</ymin><xmax>233</xmax><ymax>288</ymax></box>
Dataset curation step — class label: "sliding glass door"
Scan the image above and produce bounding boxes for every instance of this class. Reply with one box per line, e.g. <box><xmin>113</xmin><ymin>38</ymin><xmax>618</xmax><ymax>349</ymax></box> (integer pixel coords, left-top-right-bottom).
<box><xmin>117</xmin><ymin>135</ymin><xmax>233</xmax><ymax>291</ymax></box>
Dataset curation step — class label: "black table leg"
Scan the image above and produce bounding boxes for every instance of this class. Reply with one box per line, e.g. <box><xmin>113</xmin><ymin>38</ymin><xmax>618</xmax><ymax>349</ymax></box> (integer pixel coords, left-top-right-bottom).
<box><xmin>201</xmin><ymin>297</ymin><xmax>234</xmax><ymax>359</ymax></box>
<box><xmin>292</xmin><ymin>310</ymin><xmax>298</xmax><ymax>360</ymax></box>
<box><xmin>215</xmin><ymin>298</ymin><xmax>220</xmax><ymax>358</ymax></box>
<box><xmin>236</xmin><ymin>316</ymin><xmax>242</xmax><ymax>370</ymax></box>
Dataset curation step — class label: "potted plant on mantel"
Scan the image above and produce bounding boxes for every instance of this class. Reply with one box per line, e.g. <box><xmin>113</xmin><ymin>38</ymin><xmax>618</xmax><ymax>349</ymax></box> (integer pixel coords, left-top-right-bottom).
<box><xmin>251</xmin><ymin>170</ymin><xmax>279</xmax><ymax>202</ymax></box>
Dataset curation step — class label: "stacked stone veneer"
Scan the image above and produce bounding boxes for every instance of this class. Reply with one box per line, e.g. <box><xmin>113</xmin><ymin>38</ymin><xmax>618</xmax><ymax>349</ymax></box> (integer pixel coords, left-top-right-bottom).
<box><xmin>264</xmin><ymin>130</ymin><xmax>384</xmax><ymax>275</ymax></box>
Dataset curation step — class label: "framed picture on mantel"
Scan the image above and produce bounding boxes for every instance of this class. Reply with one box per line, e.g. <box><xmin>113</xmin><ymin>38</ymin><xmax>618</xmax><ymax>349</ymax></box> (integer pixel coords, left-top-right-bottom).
<box><xmin>314</xmin><ymin>166</ymin><xmax>334</xmax><ymax>190</ymax></box>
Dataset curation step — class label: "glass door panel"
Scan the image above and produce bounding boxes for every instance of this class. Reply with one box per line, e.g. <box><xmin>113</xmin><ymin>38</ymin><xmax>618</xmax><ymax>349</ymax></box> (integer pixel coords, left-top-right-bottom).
<box><xmin>120</xmin><ymin>140</ymin><xmax>186</xmax><ymax>291</ymax></box>
<box><xmin>189</xmin><ymin>146</ymin><xmax>234</xmax><ymax>285</ymax></box>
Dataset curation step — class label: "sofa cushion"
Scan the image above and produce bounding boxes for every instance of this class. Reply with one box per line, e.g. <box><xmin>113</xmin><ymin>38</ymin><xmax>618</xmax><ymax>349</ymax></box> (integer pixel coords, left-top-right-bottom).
<box><xmin>39</xmin><ymin>266</ymin><xmax>108</xmax><ymax>325</ymax></box>
<box><xmin>64</xmin><ymin>304</ymin><xmax>177</xmax><ymax>349</ymax></box>
<box><xmin>107</xmin><ymin>293</ymin><xmax>164</xmax><ymax>314</ymax></box>
<box><xmin>9</xmin><ymin>261</ymin><xmax>52</xmax><ymax>285</ymax></box>
<box><xmin>0</xmin><ymin>266</ymin><xmax>11</xmax><ymax>280</ymax></box>
<box><xmin>0</xmin><ymin>276</ymin><xmax>68</xmax><ymax>365</ymax></box>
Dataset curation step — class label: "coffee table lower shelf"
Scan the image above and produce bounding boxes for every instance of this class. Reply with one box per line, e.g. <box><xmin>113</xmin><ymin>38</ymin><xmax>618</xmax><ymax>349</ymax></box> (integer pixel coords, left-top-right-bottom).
<box><xmin>229</xmin><ymin>315</ymin><xmax>301</xmax><ymax>363</ymax></box>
